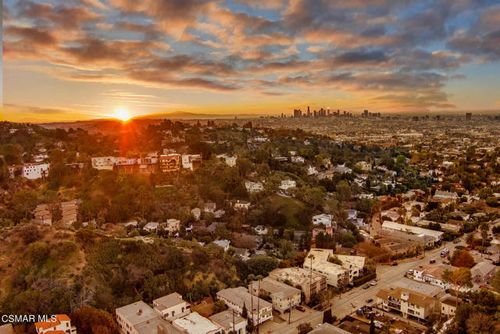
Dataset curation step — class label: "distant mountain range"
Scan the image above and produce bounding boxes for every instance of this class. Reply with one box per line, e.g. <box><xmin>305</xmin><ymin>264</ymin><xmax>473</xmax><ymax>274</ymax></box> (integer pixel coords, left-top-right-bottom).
<box><xmin>134</xmin><ymin>111</ymin><xmax>260</xmax><ymax>119</ymax></box>
<box><xmin>39</xmin><ymin>111</ymin><xmax>261</xmax><ymax>133</ymax></box>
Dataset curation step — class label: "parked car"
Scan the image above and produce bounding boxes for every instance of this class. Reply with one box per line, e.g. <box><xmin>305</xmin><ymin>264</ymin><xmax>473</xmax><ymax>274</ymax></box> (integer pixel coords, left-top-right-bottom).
<box><xmin>296</xmin><ymin>306</ymin><xmax>305</xmax><ymax>312</ymax></box>
<box><xmin>366</xmin><ymin>298</ymin><xmax>374</xmax><ymax>303</ymax></box>
<box><xmin>392</xmin><ymin>261</ymin><xmax>398</xmax><ymax>266</ymax></box>
<box><xmin>363</xmin><ymin>285</ymin><xmax>370</xmax><ymax>289</ymax></box>
<box><xmin>370</xmin><ymin>281</ymin><xmax>377</xmax><ymax>286</ymax></box>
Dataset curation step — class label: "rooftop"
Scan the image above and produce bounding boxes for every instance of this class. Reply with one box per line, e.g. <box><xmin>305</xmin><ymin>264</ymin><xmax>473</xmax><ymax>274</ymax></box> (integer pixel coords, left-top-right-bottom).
<box><xmin>153</xmin><ymin>293</ymin><xmax>187</xmax><ymax>312</ymax></box>
<box><xmin>376</xmin><ymin>287</ymin><xmax>436</xmax><ymax>308</ymax></box>
<box><xmin>382</xmin><ymin>221</ymin><xmax>444</xmax><ymax>239</ymax></box>
<box><xmin>217</xmin><ymin>287</ymin><xmax>272</xmax><ymax>312</ymax></box>
<box><xmin>173</xmin><ymin>312</ymin><xmax>220</xmax><ymax>334</ymax></box>
<box><xmin>250</xmin><ymin>277</ymin><xmax>301</xmax><ymax>299</ymax></box>
<box><xmin>209</xmin><ymin>310</ymin><xmax>245</xmax><ymax>330</ymax></box>
<box><xmin>116</xmin><ymin>301</ymin><xmax>158</xmax><ymax>326</ymax></box>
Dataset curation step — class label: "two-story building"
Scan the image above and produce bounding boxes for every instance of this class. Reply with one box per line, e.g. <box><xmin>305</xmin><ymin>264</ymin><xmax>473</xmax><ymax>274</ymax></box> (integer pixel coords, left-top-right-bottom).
<box><xmin>376</xmin><ymin>287</ymin><xmax>438</xmax><ymax>321</ymax></box>
<box><xmin>303</xmin><ymin>249</ymin><xmax>365</xmax><ymax>287</ymax></box>
<box><xmin>268</xmin><ymin>267</ymin><xmax>327</xmax><ymax>303</ymax></box>
<box><xmin>216</xmin><ymin>287</ymin><xmax>273</xmax><ymax>325</ymax></box>
<box><xmin>209</xmin><ymin>310</ymin><xmax>246</xmax><ymax>334</ymax></box>
<box><xmin>153</xmin><ymin>293</ymin><xmax>191</xmax><ymax>321</ymax></box>
<box><xmin>249</xmin><ymin>277</ymin><xmax>301</xmax><ymax>314</ymax></box>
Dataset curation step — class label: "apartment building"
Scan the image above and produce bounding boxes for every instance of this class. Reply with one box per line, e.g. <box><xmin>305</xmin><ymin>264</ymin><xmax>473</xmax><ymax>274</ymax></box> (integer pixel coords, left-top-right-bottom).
<box><xmin>209</xmin><ymin>310</ymin><xmax>246</xmax><ymax>334</ymax></box>
<box><xmin>153</xmin><ymin>293</ymin><xmax>191</xmax><ymax>321</ymax></box>
<box><xmin>376</xmin><ymin>287</ymin><xmax>438</xmax><ymax>321</ymax></box>
<box><xmin>303</xmin><ymin>249</ymin><xmax>365</xmax><ymax>287</ymax></box>
<box><xmin>22</xmin><ymin>163</ymin><xmax>50</xmax><ymax>180</ymax></box>
<box><xmin>216</xmin><ymin>287</ymin><xmax>273</xmax><ymax>325</ymax></box>
<box><xmin>249</xmin><ymin>277</ymin><xmax>301</xmax><ymax>313</ymax></box>
<box><xmin>268</xmin><ymin>267</ymin><xmax>327</xmax><ymax>303</ymax></box>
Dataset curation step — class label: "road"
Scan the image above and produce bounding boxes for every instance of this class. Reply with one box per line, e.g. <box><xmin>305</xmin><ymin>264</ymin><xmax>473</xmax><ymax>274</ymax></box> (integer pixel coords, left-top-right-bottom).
<box><xmin>330</xmin><ymin>242</ymin><xmax>450</xmax><ymax>320</ymax></box>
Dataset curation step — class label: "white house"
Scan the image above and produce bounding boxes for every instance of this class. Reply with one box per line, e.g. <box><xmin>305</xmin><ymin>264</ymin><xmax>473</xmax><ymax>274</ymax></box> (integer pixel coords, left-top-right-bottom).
<box><xmin>165</xmin><ymin>219</ymin><xmax>181</xmax><ymax>234</ymax></box>
<box><xmin>213</xmin><ymin>239</ymin><xmax>231</xmax><ymax>252</ymax></box>
<box><xmin>291</xmin><ymin>156</ymin><xmax>305</xmax><ymax>164</ymax></box>
<box><xmin>217</xmin><ymin>287</ymin><xmax>273</xmax><ymax>325</ymax></box>
<box><xmin>153</xmin><ymin>293</ymin><xmax>191</xmax><ymax>321</ymax></box>
<box><xmin>173</xmin><ymin>312</ymin><xmax>222</xmax><ymax>334</ymax></box>
<box><xmin>254</xmin><ymin>225</ymin><xmax>268</xmax><ymax>235</ymax></box>
<box><xmin>245</xmin><ymin>181</ymin><xmax>264</xmax><ymax>193</ymax></box>
<box><xmin>22</xmin><ymin>163</ymin><xmax>50</xmax><ymax>180</ymax></box>
<box><xmin>234</xmin><ymin>200</ymin><xmax>251</xmax><ymax>211</ymax></box>
<box><xmin>210</xmin><ymin>310</ymin><xmax>246</xmax><ymax>334</ymax></box>
<box><xmin>307</xmin><ymin>166</ymin><xmax>318</xmax><ymax>176</ymax></box>
<box><xmin>34</xmin><ymin>314</ymin><xmax>77</xmax><ymax>334</ymax></box>
<box><xmin>143</xmin><ymin>222</ymin><xmax>159</xmax><ymax>233</ymax></box>
<box><xmin>312</xmin><ymin>214</ymin><xmax>334</xmax><ymax>228</ymax></box>
<box><xmin>182</xmin><ymin>154</ymin><xmax>202</xmax><ymax>170</ymax></box>
<box><xmin>91</xmin><ymin>156</ymin><xmax>119</xmax><ymax>170</ymax></box>
<box><xmin>279</xmin><ymin>179</ymin><xmax>296</xmax><ymax>191</ymax></box>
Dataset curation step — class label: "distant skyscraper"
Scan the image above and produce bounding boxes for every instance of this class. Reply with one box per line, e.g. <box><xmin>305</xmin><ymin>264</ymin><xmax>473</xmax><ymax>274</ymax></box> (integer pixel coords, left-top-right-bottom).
<box><xmin>465</xmin><ymin>112</ymin><xmax>472</xmax><ymax>120</ymax></box>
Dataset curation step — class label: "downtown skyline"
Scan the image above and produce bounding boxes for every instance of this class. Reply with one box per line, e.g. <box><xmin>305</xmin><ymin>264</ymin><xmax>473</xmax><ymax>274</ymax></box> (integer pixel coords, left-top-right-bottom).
<box><xmin>2</xmin><ymin>0</ymin><xmax>500</xmax><ymax>122</ymax></box>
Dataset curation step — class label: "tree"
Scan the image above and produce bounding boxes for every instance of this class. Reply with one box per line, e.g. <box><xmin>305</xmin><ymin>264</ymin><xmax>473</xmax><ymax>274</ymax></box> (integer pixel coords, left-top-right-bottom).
<box><xmin>241</xmin><ymin>302</ymin><xmax>248</xmax><ymax>319</ymax></box>
<box><xmin>490</xmin><ymin>269</ymin><xmax>500</xmax><ymax>293</ymax></box>
<box><xmin>450</xmin><ymin>249</ymin><xmax>475</xmax><ymax>268</ymax></box>
<box><xmin>335</xmin><ymin>181</ymin><xmax>351</xmax><ymax>202</ymax></box>
<box><xmin>297</xmin><ymin>322</ymin><xmax>313</xmax><ymax>334</ymax></box>
<box><xmin>442</xmin><ymin>268</ymin><xmax>472</xmax><ymax>296</ymax></box>
<box><xmin>466</xmin><ymin>312</ymin><xmax>495</xmax><ymax>334</ymax></box>
<box><xmin>70</xmin><ymin>306</ymin><xmax>117</xmax><ymax>334</ymax></box>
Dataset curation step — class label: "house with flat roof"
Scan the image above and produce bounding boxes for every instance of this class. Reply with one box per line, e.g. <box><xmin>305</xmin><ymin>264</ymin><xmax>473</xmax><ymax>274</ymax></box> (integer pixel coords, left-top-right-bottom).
<box><xmin>312</xmin><ymin>214</ymin><xmax>335</xmax><ymax>228</ymax></box>
<box><xmin>471</xmin><ymin>262</ymin><xmax>496</xmax><ymax>284</ymax></box>
<box><xmin>209</xmin><ymin>310</ymin><xmax>246</xmax><ymax>334</ymax></box>
<box><xmin>268</xmin><ymin>267</ymin><xmax>327</xmax><ymax>303</ymax></box>
<box><xmin>116</xmin><ymin>301</ymin><xmax>172</xmax><ymax>334</ymax></box>
<box><xmin>172</xmin><ymin>312</ymin><xmax>221</xmax><ymax>334</ymax></box>
<box><xmin>216</xmin><ymin>287</ymin><xmax>272</xmax><ymax>325</ymax></box>
<box><xmin>303</xmin><ymin>249</ymin><xmax>365</xmax><ymax>287</ymax></box>
<box><xmin>308</xmin><ymin>323</ymin><xmax>351</xmax><ymax>334</ymax></box>
<box><xmin>249</xmin><ymin>277</ymin><xmax>301</xmax><ymax>314</ymax></box>
<box><xmin>376</xmin><ymin>287</ymin><xmax>438</xmax><ymax>321</ymax></box>
<box><xmin>381</xmin><ymin>221</ymin><xmax>443</xmax><ymax>245</ymax></box>
<box><xmin>153</xmin><ymin>293</ymin><xmax>191</xmax><ymax>321</ymax></box>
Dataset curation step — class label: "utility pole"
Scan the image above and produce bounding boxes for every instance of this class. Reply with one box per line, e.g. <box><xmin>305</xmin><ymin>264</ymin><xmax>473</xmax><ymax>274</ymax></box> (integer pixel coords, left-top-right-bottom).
<box><xmin>256</xmin><ymin>279</ymin><xmax>261</xmax><ymax>334</ymax></box>
<box><xmin>232</xmin><ymin>308</ymin><xmax>235</xmax><ymax>334</ymax></box>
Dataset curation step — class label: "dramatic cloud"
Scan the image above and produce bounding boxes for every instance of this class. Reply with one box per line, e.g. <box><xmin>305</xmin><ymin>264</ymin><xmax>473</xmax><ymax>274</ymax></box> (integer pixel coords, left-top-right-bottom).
<box><xmin>3</xmin><ymin>0</ymin><xmax>500</xmax><ymax>115</ymax></box>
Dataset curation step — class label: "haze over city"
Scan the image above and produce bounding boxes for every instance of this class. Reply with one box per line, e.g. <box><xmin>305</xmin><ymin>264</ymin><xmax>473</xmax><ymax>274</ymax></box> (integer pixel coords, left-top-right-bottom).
<box><xmin>2</xmin><ymin>0</ymin><xmax>500</xmax><ymax>122</ymax></box>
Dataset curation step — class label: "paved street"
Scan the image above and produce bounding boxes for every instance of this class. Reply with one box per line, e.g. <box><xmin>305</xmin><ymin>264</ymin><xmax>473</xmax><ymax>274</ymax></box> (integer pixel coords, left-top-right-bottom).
<box><xmin>330</xmin><ymin>242</ymin><xmax>450</xmax><ymax>320</ymax></box>
<box><xmin>258</xmin><ymin>307</ymin><xmax>323</xmax><ymax>334</ymax></box>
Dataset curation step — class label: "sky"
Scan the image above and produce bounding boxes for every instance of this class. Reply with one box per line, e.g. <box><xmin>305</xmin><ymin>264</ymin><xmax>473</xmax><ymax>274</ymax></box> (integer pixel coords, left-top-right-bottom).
<box><xmin>1</xmin><ymin>0</ymin><xmax>500</xmax><ymax>122</ymax></box>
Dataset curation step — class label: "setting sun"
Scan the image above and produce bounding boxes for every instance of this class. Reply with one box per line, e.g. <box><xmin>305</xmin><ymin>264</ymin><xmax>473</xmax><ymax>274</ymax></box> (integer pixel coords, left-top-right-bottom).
<box><xmin>113</xmin><ymin>107</ymin><xmax>131</xmax><ymax>122</ymax></box>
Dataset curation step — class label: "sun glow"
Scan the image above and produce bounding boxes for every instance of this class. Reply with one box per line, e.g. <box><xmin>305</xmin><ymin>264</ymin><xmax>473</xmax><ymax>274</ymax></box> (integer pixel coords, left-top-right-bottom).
<box><xmin>113</xmin><ymin>107</ymin><xmax>131</xmax><ymax>122</ymax></box>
